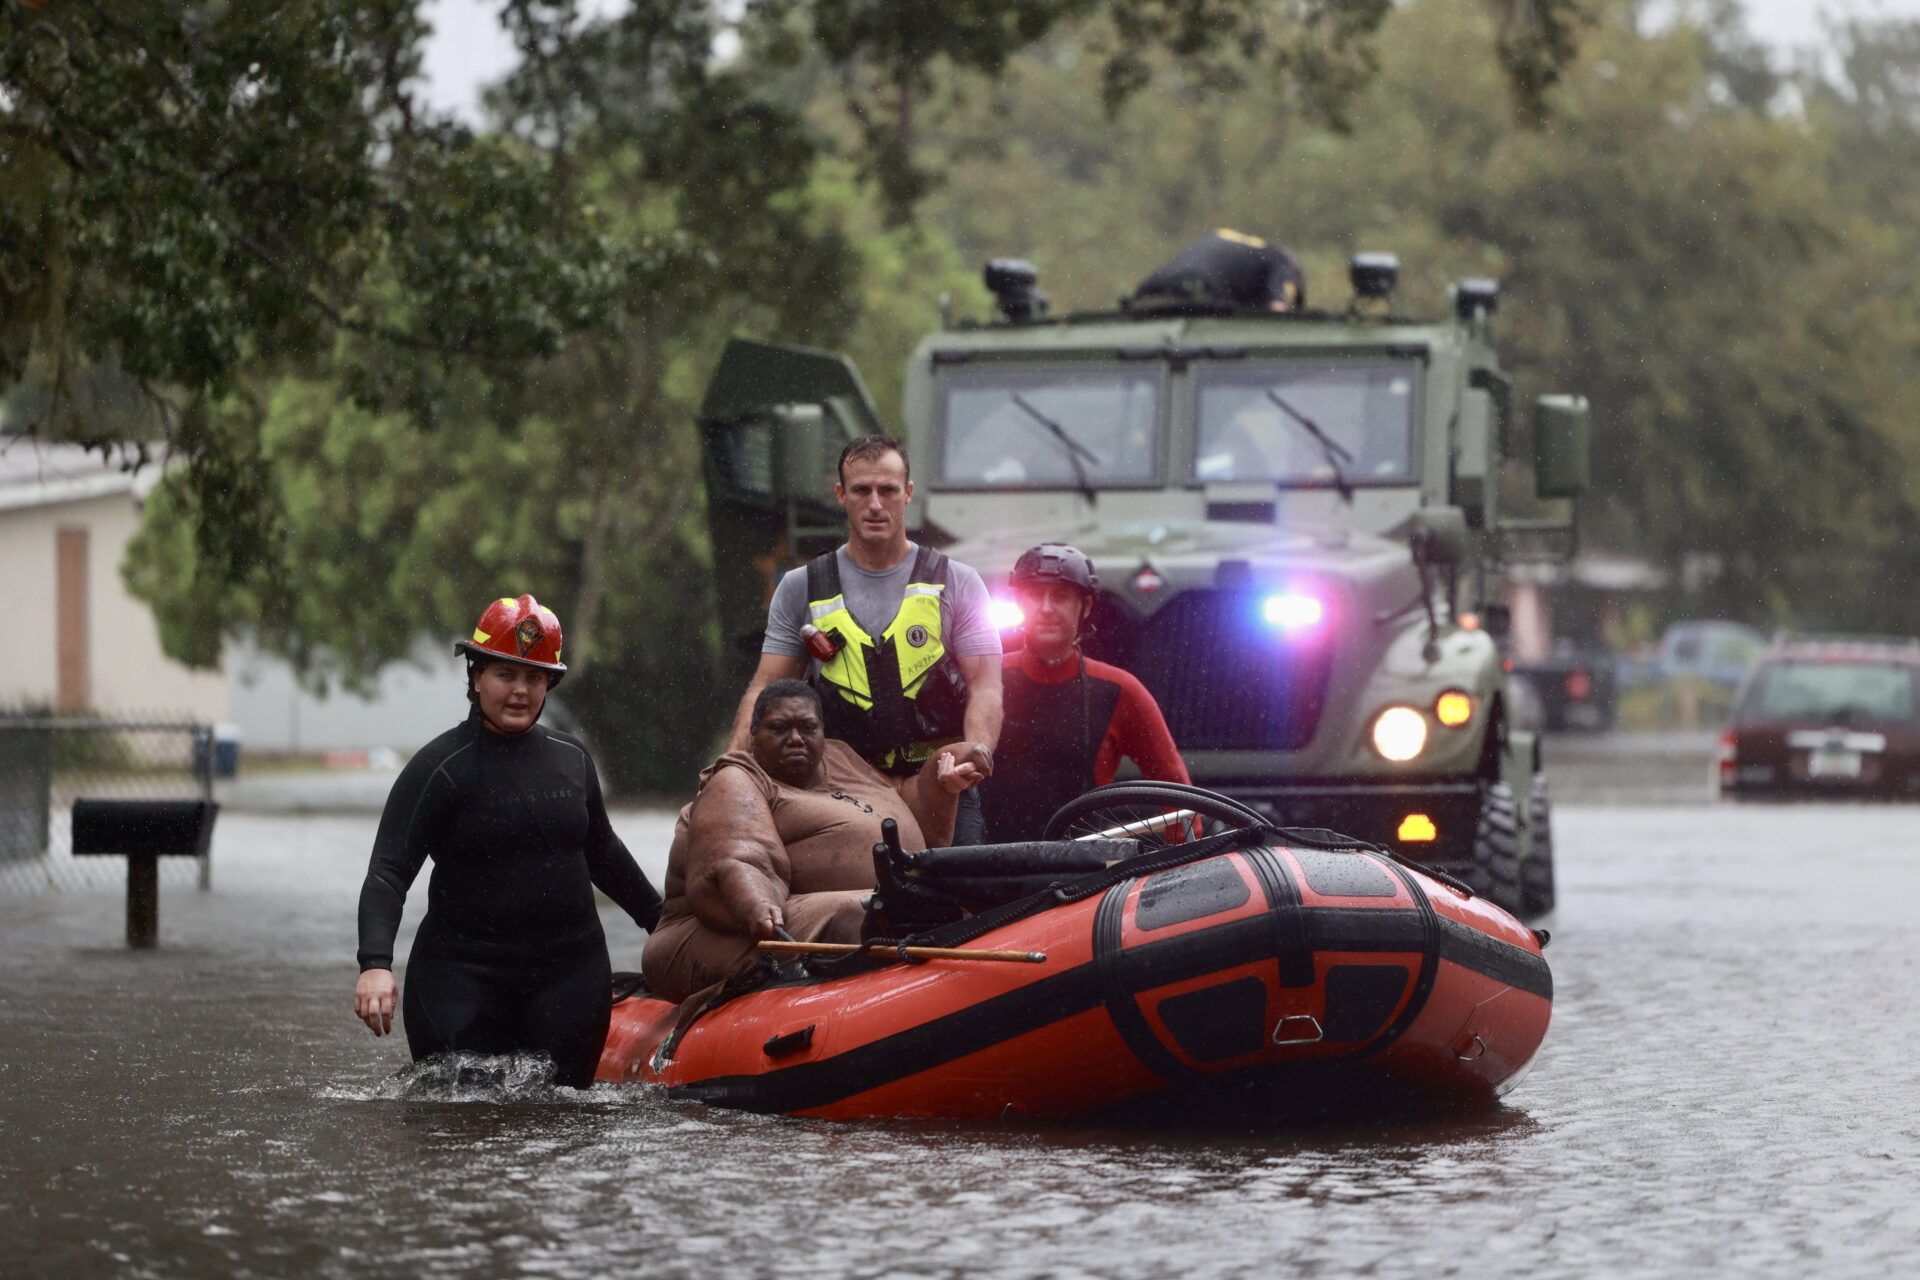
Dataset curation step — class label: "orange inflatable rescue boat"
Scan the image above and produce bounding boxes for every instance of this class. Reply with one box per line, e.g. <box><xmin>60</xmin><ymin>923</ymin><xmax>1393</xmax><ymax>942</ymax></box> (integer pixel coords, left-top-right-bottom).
<box><xmin>597</xmin><ymin>785</ymin><xmax>1551</xmax><ymax>1120</ymax></box>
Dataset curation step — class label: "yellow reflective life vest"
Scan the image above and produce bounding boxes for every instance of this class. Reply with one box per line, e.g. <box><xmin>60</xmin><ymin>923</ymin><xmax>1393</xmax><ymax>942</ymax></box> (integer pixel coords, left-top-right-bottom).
<box><xmin>805</xmin><ymin>546</ymin><xmax>969</xmax><ymax>774</ymax></box>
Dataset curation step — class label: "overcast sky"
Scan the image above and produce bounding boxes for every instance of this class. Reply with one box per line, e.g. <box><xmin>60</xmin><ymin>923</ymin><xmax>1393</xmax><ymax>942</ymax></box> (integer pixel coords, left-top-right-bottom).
<box><xmin>419</xmin><ymin>0</ymin><xmax>1920</xmax><ymax>122</ymax></box>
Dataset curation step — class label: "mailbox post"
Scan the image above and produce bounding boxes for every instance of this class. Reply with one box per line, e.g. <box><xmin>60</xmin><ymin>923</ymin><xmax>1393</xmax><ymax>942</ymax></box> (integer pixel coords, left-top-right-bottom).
<box><xmin>71</xmin><ymin>799</ymin><xmax>219</xmax><ymax>948</ymax></box>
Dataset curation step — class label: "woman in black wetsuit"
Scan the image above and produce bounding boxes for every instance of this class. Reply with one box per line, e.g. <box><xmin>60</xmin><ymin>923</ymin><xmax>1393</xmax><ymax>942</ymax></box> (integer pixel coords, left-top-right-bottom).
<box><xmin>352</xmin><ymin>594</ymin><xmax>662</xmax><ymax>1087</ymax></box>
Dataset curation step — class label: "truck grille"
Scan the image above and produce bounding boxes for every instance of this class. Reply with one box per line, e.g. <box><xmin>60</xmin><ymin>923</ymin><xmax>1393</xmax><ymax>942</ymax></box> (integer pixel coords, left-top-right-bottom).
<box><xmin>1086</xmin><ymin>591</ymin><xmax>1334</xmax><ymax>751</ymax></box>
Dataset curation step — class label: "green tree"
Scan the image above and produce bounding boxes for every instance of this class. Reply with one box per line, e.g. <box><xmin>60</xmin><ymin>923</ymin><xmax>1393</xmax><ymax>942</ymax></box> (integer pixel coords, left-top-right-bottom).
<box><xmin>896</xmin><ymin>0</ymin><xmax>1920</xmax><ymax>632</ymax></box>
<box><xmin>2</xmin><ymin>0</ymin><xmax>633</xmax><ymax>604</ymax></box>
<box><xmin>120</xmin><ymin>18</ymin><xmax>981</xmax><ymax>788</ymax></box>
<box><xmin>749</xmin><ymin>0</ymin><xmax>1588</xmax><ymax>218</ymax></box>
<box><xmin>0</xmin><ymin>1</ymin><xmax>628</xmax><ymax>420</ymax></box>
<box><xmin>10</xmin><ymin>0</ymin><xmax>1588</xmax><ymax>782</ymax></box>
<box><xmin>4</xmin><ymin>0</ymin><xmax>1588</xmax><ymax>426</ymax></box>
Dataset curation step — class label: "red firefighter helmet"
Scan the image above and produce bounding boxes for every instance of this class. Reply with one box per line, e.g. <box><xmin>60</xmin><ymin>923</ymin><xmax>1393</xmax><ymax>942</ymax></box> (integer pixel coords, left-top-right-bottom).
<box><xmin>455</xmin><ymin>594</ymin><xmax>567</xmax><ymax>684</ymax></box>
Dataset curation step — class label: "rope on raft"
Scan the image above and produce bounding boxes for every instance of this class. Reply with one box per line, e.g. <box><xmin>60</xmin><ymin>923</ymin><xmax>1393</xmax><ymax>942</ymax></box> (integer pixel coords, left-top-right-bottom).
<box><xmin>655</xmin><ymin>819</ymin><xmax>1472</xmax><ymax>1063</ymax></box>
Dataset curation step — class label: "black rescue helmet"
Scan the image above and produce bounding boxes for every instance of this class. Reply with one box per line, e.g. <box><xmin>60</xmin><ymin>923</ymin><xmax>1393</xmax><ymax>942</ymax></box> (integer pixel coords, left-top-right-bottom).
<box><xmin>1010</xmin><ymin>543</ymin><xmax>1099</xmax><ymax>594</ymax></box>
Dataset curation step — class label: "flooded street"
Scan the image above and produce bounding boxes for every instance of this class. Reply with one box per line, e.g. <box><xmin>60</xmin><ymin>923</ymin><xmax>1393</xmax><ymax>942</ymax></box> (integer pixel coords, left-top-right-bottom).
<box><xmin>16</xmin><ymin>0</ymin><xmax>1920</xmax><ymax>1275</ymax></box>
<box><xmin>3</xmin><ymin>784</ymin><xmax>1917</xmax><ymax>1278</ymax></box>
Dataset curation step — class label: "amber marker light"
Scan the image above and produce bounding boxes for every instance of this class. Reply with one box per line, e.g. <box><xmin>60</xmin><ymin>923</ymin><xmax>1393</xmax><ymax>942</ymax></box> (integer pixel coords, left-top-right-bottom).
<box><xmin>1435</xmin><ymin>690</ymin><xmax>1474</xmax><ymax>728</ymax></box>
<box><xmin>1397</xmin><ymin>813</ymin><xmax>1438</xmax><ymax>842</ymax></box>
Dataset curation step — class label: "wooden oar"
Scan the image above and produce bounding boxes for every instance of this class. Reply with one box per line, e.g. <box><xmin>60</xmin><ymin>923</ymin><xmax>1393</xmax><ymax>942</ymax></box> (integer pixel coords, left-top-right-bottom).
<box><xmin>757</xmin><ymin>940</ymin><xmax>1046</xmax><ymax>964</ymax></box>
<box><xmin>1074</xmin><ymin>808</ymin><xmax>1199</xmax><ymax>842</ymax></box>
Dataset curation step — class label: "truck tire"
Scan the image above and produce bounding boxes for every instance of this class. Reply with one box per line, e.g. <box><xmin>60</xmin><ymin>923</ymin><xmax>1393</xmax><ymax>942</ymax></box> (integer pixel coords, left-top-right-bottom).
<box><xmin>1467</xmin><ymin>782</ymin><xmax>1523</xmax><ymax>914</ymax></box>
<box><xmin>1523</xmin><ymin>773</ymin><xmax>1557</xmax><ymax>917</ymax></box>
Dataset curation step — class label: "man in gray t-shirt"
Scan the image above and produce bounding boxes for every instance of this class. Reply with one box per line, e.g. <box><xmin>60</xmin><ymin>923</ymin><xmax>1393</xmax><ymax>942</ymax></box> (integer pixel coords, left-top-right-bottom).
<box><xmin>728</xmin><ymin>435</ymin><xmax>1002</xmax><ymax>841</ymax></box>
<box><xmin>760</xmin><ymin>546</ymin><xmax>1000</xmax><ymax>667</ymax></box>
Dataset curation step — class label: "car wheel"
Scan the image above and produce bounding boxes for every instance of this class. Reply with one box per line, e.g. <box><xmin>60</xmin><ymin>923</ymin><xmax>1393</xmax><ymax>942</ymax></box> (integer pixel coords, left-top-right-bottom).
<box><xmin>1522</xmin><ymin>773</ymin><xmax>1557</xmax><ymax>917</ymax></box>
<box><xmin>1466</xmin><ymin>782</ymin><xmax>1523</xmax><ymax>914</ymax></box>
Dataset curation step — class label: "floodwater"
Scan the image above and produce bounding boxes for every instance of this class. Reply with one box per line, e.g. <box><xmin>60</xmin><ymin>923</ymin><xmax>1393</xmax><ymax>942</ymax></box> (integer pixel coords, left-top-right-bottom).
<box><xmin>3</xmin><ymin>790</ymin><xmax>1917</xmax><ymax>1278</ymax></box>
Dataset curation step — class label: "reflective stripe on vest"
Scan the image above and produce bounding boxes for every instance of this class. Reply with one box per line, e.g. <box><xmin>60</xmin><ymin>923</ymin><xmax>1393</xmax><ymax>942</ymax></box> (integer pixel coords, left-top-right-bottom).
<box><xmin>809</xmin><ymin>594</ymin><xmax>875</xmax><ymax>710</ymax></box>
<box><xmin>808</xmin><ymin>577</ymin><xmax>949</xmax><ymax>709</ymax></box>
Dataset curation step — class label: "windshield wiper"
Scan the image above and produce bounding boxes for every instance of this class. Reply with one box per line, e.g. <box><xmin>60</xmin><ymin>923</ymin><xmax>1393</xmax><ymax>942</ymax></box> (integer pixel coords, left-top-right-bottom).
<box><xmin>1263</xmin><ymin>387</ymin><xmax>1355</xmax><ymax>503</ymax></box>
<box><xmin>1009</xmin><ymin>392</ymin><xmax>1100</xmax><ymax>506</ymax></box>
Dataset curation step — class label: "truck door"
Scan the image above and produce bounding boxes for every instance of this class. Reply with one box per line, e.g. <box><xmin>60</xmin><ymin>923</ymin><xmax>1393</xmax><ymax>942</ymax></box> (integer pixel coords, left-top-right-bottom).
<box><xmin>698</xmin><ymin>337</ymin><xmax>887</xmax><ymax>679</ymax></box>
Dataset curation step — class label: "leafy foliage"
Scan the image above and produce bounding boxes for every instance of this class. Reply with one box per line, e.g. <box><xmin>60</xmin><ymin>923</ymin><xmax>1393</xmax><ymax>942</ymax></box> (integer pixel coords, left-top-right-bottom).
<box><xmin>2</xmin><ymin>0</ymin><xmax>631</xmax><ymax>581</ymax></box>
<box><xmin>0</xmin><ymin>1</ymin><xmax>626</xmax><ymax>402</ymax></box>
<box><xmin>113</xmin><ymin>5</ymin><xmax>979</xmax><ymax>788</ymax></box>
<box><xmin>908</xmin><ymin>0</ymin><xmax>1920</xmax><ymax>633</ymax></box>
<box><xmin>3</xmin><ymin>0</ymin><xmax>1586</xmax><ymax>427</ymax></box>
<box><xmin>760</xmin><ymin>0</ymin><xmax>1588</xmax><ymax>218</ymax></box>
<box><xmin>57</xmin><ymin>0</ymin><xmax>1901</xmax><ymax>786</ymax></box>
<box><xmin>24</xmin><ymin>0</ymin><xmax>1577</xmax><ymax>784</ymax></box>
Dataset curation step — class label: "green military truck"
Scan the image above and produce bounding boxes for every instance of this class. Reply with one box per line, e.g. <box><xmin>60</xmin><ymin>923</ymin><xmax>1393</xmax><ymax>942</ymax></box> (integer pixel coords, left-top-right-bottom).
<box><xmin>696</xmin><ymin>254</ymin><xmax>1589</xmax><ymax>919</ymax></box>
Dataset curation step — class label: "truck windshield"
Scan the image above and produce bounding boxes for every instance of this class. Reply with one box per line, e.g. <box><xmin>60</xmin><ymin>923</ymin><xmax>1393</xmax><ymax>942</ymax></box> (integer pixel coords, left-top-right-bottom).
<box><xmin>1194</xmin><ymin>362</ymin><xmax>1417</xmax><ymax>485</ymax></box>
<box><xmin>939</xmin><ymin>368</ymin><xmax>1160</xmax><ymax>487</ymax></box>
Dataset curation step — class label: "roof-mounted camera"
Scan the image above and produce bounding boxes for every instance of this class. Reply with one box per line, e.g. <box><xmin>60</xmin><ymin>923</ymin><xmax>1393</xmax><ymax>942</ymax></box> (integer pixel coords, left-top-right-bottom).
<box><xmin>1453</xmin><ymin>278</ymin><xmax>1500</xmax><ymax>324</ymax></box>
<box><xmin>984</xmin><ymin>259</ymin><xmax>1048</xmax><ymax>323</ymax></box>
<box><xmin>1350</xmin><ymin>252</ymin><xmax>1400</xmax><ymax>302</ymax></box>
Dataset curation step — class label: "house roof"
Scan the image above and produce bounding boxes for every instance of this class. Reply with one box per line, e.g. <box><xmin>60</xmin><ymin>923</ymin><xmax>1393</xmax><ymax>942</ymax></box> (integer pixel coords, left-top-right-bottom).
<box><xmin>0</xmin><ymin>437</ymin><xmax>167</xmax><ymax>513</ymax></box>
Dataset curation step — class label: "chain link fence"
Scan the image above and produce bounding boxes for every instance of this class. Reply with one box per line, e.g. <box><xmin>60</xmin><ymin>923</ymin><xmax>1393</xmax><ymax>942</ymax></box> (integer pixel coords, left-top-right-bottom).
<box><xmin>0</xmin><ymin>711</ymin><xmax>214</xmax><ymax>895</ymax></box>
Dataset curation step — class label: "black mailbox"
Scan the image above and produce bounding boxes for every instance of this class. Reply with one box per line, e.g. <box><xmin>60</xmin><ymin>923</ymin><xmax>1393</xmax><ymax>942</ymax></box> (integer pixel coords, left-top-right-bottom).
<box><xmin>71</xmin><ymin>799</ymin><xmax>219</xmax><ymax>947</ymax></box>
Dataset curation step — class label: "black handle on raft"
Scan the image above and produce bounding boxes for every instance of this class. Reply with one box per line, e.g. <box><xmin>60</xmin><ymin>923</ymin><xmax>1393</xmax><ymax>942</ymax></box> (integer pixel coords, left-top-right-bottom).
<box><xmin>871</xmin><ymin>818</ymin><xmax>910</xmax><ymax>927</ymax></box>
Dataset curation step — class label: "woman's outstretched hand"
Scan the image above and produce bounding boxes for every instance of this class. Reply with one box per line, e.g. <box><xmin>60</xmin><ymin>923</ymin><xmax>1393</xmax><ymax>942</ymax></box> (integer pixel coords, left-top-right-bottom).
<box><xmin>934</xmin><ymin>751</ymin><xmax>985</xmax><ymax>796</ymax></box>
<box><xmin>355</xmin><ymin>968</ymin><xmax>399</xmax><ymax>1036</ymax></box>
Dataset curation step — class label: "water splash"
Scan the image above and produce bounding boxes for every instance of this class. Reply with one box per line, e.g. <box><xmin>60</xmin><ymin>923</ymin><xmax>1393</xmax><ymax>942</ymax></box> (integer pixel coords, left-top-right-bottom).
<box><xmin>317</xmin><ymin>1052</ymin><xmax>648</xmax><ymax>1105</ymax></box>
<box><xmin>357</xmin><ymin>1053</ymin><xmax>579</xmax><ymax>1104</ymax></box>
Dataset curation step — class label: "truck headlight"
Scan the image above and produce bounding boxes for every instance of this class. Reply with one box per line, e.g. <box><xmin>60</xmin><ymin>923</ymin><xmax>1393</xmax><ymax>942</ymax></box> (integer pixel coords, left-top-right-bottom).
<box><xmin>1371</xmin><ymin>707</ymin><xmax>1428</xmax><ymax>761</ymax></box>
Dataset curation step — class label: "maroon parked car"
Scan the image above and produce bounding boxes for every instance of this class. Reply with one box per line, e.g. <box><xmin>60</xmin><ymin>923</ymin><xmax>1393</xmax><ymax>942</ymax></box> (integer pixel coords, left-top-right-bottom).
<box><xmin>1718</xmin><ymin>635</ymin><xmax>1920</xmax><ymax>799</ymax></box>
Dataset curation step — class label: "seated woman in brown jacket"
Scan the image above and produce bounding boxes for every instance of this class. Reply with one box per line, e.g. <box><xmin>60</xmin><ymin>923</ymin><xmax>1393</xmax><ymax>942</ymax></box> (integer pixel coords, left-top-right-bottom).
<box><xmin>642</xmin><ymin>680</ymin><xmax>981</xmax><ymax>1004</ymax></box>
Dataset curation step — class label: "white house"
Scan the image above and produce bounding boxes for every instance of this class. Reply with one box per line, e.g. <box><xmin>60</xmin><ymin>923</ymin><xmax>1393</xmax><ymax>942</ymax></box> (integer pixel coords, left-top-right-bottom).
<box><xmin>0</xmin><ymin>439</ymin><xmax>229</xmax><ymax>722</ymax></box>
<box><xmin>3</xmin><ymin>436</ymin><xmax>471</xmax><ymax>749</ymax></box>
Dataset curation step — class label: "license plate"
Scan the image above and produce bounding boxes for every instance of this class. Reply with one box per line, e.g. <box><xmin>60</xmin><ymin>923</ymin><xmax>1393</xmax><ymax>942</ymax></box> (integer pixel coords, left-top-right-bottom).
<box><xmin>1807</xmin><ymin>748</ymin><xmax>1862</xmax><ymax>779</ymax></box>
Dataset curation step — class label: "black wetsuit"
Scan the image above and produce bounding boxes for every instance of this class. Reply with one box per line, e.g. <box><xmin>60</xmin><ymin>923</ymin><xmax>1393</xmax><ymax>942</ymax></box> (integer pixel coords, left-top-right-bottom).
<box><xmin>979</xmin><ymin>650</ymin><xmax>1191</xmax><ymax>843</ymax></box>
<box><xmin>356</xmin><ymin>710</ymin><xmax>662</xmax><ymax>1087</ymax></box>
<box><xmin>1134</xmin><ymin>232</ymin><xmax>1306</xmax><ymax>310</ymax></box>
